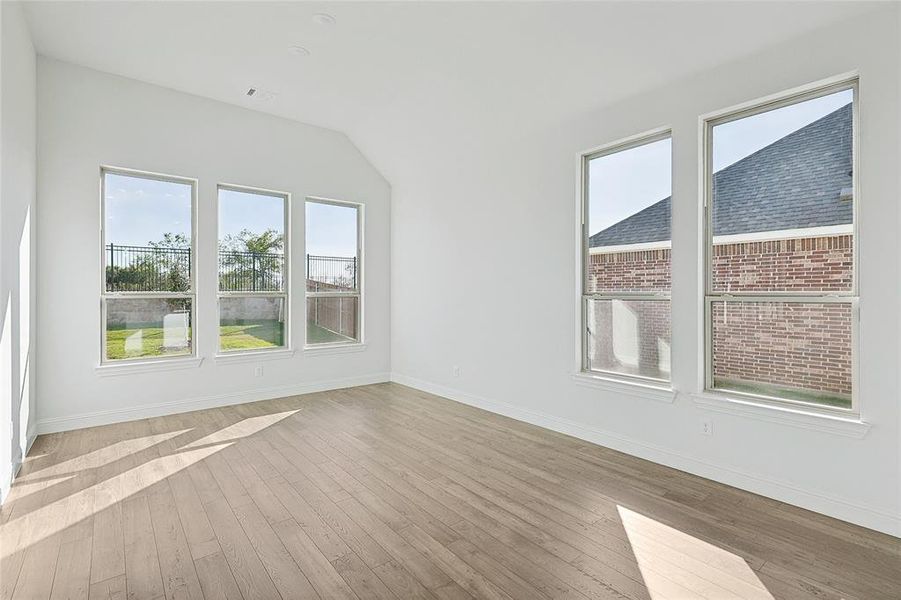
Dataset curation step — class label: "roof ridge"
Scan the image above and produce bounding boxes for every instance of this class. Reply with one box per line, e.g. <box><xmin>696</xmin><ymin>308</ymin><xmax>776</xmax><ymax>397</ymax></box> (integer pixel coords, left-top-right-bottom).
<box><xmin>713</xmin><ymin>102</ymin><xmax>851</xmax><ymax>175</ymax></box>
<box><xmin>589</xmin><ymin>103</ymin><xmax>852</xmax><ymax>248</ymax></box>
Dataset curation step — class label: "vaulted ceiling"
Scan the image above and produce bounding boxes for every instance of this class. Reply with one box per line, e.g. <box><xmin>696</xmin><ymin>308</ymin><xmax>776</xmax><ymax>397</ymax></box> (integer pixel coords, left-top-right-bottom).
<box><xmin>23</xmin><ymin>1</ymin><xmax>879</xmax><ymax>182</ymax></box>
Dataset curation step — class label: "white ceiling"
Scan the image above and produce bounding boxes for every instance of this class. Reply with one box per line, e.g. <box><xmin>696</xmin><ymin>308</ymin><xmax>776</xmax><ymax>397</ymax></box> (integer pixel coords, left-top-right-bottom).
<box><xmin>23</xmin><ymin>1</ymin><xmax>879</xmax><ymax>181</ymax></box>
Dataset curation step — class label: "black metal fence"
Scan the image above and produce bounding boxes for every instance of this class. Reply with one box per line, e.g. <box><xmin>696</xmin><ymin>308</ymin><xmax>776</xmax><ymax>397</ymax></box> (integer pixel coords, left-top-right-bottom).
<box><xmin>307</xmin><ymin>254</ymin><xmax>357</xmax><ymax>292</ymax></box>
<box><xmin>106</xmin><ymin>243</ymin><xmax>192</xmax><ymax>292</ymax></box>
<box><xmin>106</xmin><ymin>244</ymin><xmax>356</xmax><ymax>293</ymax></box>
<box><xmin>219</xmin><ymin>250</ymin><xmax>285</xmax><ymax>292</ymax></box>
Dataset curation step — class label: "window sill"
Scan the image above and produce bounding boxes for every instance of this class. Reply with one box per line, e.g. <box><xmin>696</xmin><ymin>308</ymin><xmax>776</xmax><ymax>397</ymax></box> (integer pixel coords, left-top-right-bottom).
<box><xmin>571</xmin><ymin>372</ymin><xmax>676</xmax><ymax>403</ymax></box>
<box><xmin>95</xmin><ymin>356</ymin><xmax>204</xmax><ymax>377</ymax></box>
<box><xmin>691</xmin><ymin>392</ymin><xmax>870</xmax><ymax>438</ymax></box>
<box><xmin>214</xmin><ymin>348</ymin><xmax>296</xmax><ymax>365</ymax></box>
<box><xmin>304</xmin><ymin>343</ymin><xmax>367</xmax><ymax>356</ymax></box>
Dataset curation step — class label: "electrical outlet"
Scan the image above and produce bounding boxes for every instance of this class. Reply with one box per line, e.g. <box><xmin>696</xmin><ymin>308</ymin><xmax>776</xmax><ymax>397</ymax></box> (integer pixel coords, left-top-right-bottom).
<box><xmin>700</xmin><ymin>418</ymin><xmax>713</xmax><ymax>436</ymax></box>
<box><xmin>453</xmin><ymin>365</ymin><xmax>461</xmax><ymax>377</ymax></box>
<box><xmin>254</xmin><ymin>365</ymin><xmax>264</xmax><ymax>377</ymax></box>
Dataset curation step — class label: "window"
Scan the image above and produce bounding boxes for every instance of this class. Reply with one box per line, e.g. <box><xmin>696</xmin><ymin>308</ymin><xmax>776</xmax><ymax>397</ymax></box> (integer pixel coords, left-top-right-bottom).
<box><xmin>305</xmin><ymin>199</ymin><xmax>361</xmax><ymax>346</ymax></box>
<box><xmin>218</xmin><ymin>186</ymin><xmax>289</xmax><ymax>352</ymax></box>
<box><xmin>581</xmin><ymin>132</ymin><xmax>672</xmax><ymax>383</ymax></box>
<box><xmin>705</xmin><ymin>80</ymin><xmax>857</xmax><ymax>411</ymax></box>
<box><xmin>101</xmin><ymin>167</ymin><xmax>196</xmax><ymax>362</ymax></box>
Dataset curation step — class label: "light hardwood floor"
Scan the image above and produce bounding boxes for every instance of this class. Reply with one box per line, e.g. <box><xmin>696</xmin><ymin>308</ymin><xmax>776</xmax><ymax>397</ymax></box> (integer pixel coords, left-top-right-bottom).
<box><xmin>1</xmin><ymin>383</ymin><xmax>898</xmax><ymax>599</ymax></box>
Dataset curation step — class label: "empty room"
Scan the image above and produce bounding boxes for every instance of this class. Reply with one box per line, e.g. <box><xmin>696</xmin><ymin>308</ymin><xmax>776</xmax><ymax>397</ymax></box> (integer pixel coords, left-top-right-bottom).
<box><xmin>1</xmin><ymin>1</ymin><xmax>899</xmax><ymax>598</ymax></box>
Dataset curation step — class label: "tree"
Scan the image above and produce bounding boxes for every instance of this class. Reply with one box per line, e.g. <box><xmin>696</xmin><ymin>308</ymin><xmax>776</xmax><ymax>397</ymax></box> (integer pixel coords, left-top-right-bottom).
<box><xmin>105</xmin><ymin>230</ymin><xmax>285</xmax><ymax>294</ymax></box>
<box><xmin>218</xmin><ymin>229</ymin><xmax>284</xmax><ymax>291</ymax></box>
<box><xmin>220</xmin><ymin>229</ymin><xmax>283</xmax><ymax>254</ymax></box>
<box><xmin>106</xmin><ymin>232</ymin><xmax>191</xmax><ymax>293</ymax></box>
<box><xmin>145</xmin><ymin>233</ymin><xmax>191</xmax><ymax>292</ymax></box>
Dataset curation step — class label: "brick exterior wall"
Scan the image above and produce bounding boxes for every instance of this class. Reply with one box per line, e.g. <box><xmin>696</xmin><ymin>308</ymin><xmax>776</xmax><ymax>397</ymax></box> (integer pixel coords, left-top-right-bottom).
<box><xmin>588</xmin><ymin>234</ymin><xmax>852</xmax><ymax>396</ymax></box>
<box><xmin>587</xmin><ymin>299</ymin><xmax>671</xmax><ymax>380</ymax></box>
<box><xmin>712</xmin><ymin>234</ymin><xmax>852</xmax><ymax>292</ymax></box>
<box><xmin>711</xmin><ymin>301</ymin><xmax>851</xmax><ymax>395</ymax></box>
<box><xmin>588</xmin><ymin>234</ymin><xmax>852</xmax><ymax>293</ymax></box>
<box><xmin>588</xmin><ymin>248</ymin><xmax>670</xmax><ymax>293</ymax></box>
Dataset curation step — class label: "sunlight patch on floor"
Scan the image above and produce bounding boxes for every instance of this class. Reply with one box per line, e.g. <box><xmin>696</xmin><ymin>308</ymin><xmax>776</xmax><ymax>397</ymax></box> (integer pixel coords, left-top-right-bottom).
<box><xmin>3</xmin><ymin>409</ymin><xmax>300</xmax><ymax>558</ymax></box>
<box><xmin>20</xmin><ymin>429</ymin><xmax>191</xmax><ymax>479</ymax></box>
<box><xmin>1</xmin><ymin>442</ymin><xmax>232</xmax><ymax>559</ymax></box>
<box><xmin>4</xmin><ymin>473</ymin><xmax>75</xmax><ymax>496</ymax></box>
<box><xmin>617</xmin><ymin>505</ymin><xmax>774</xmax><ymax>599</ymax></box>
<box><xmin>182</xmin><ymin>410</ymin><xmax>298</xmax><ymax>449</ymax></box>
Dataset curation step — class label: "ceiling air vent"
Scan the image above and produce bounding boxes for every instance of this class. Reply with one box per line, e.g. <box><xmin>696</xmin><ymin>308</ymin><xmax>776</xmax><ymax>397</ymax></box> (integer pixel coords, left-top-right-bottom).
<box><xmin>245</xmin><ymin>87</ymin><xmax>277</xmax><ymax>101</ymax></box>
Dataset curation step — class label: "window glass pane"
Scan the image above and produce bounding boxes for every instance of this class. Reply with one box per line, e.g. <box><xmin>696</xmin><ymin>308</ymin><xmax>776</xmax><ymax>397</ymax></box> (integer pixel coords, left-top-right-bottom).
<box><xmin>586</xmin><ymin>299</ymin><xmax>671</xmax><ymax>381</ymax></box>
<box><xmin>307</xmin><ymin>297</ymin><xmax>358</xmax><ymax>344</ymax></box>
<box><xmin>711</xmin><ymin>301</ymin><xmax>851</xmax><ymax>408</ymax></box>
<box><xmin>711</xmin><ymin>89</ymin><xmax>853</xmax><ymax>292</ymax></box>
<box><xmin>306</xmin><ymin>202</ymin><xmax>358</xmax><ymax>292</ymax></box>
<box><xmin>104</xmin><ymin>173</ymin><xmax>192</xmax><ymax>292</ymax></box>
<box><xmin>105</xmin><ymin>298</ymin><xmax>192</xmax><ymax>360</ymax></box>
<box><xmin>219</xmin><ymin>296</ymin><xmax>285</xmax><ymax>351</ymax></box>
<box><xmin>218</xmin><ymin>189</ymin><xmax>285</xmax><ymax>292</ymax></box>
<box><xmin>587</xmin><ymin>137</ymin><xmax>671</xmax><ymax>293</ymax></box>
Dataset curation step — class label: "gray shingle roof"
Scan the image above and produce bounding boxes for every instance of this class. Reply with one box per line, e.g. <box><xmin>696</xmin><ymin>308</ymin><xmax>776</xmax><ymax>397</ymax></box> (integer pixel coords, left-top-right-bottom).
<box><xmin>589</xmin><ymin>103</ymin><xmax>853</xmax><ymax>247</ymax></box>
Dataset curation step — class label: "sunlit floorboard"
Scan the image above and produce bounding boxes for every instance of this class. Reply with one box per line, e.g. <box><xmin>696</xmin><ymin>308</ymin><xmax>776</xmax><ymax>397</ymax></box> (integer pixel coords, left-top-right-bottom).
<box><xmin>2</xmin><ymin>383</ymin><xmax>898</xmax><ymax>599</ymax></box>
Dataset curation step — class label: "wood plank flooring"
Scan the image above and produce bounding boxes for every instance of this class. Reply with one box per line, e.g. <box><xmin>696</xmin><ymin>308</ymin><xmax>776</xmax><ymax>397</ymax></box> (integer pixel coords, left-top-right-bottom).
<box><xmin>1</xmin><ymin>383</ymin><xmax>898</xmax><ymax>599</ymax></box>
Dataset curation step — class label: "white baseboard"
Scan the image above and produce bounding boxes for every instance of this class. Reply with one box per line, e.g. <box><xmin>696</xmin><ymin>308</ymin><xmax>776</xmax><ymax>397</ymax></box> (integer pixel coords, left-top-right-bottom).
<box><xmin>35</xmin><ymin>372</ymin><xmax>391</xmax><ymax>434</ymax></box>
<box><xmin>389</xmin><ymin>372</ymin><xmax>901</xmax><ymax>538</ymax></box>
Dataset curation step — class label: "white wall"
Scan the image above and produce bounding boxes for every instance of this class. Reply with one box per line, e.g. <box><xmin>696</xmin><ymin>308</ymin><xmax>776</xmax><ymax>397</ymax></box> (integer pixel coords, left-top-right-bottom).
<box><xmin>389</xmin><ymin>8</ymin><xmax>901</xmax><ymax>535</ymax></box>
<box><xmin>0</xmin><ymin>1</ymin><xmax>37</xmax><ymax>502</ymax></box>
<box><xmin>898</xmin><ymin>1</ymin><xmax>901</xmax><ymax>541</ymax></box>
<box><xmin>36</xmin><ymin>58</ymin><xmax>390</xmax><ymax>433</ymax></box>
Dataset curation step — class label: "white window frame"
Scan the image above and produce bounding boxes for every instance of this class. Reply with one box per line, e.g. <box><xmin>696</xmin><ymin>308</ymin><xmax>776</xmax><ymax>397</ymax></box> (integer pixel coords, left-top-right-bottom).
<box><xmin>99</xmin><ymin>166</ymin><xmax>198</xmax><ymax>365</ymax></box>
<box><xmin>304</xmin><ymin>197</ymin><xmax>363</xmax><ymax>348</ymax></box>
<box><xmin>216</xmin><ymin>183</ymin><xmax>291</xmax><ymax>355</ymax></box>
<box><xmin>702</xmin><ymin>76</ymin><xmax>860</xmax><ymax>417</ymax></box>
<box><xmin>578</xmin><ymin>129</ymin><xmax>672</xmax><ymax>386</ymax></box>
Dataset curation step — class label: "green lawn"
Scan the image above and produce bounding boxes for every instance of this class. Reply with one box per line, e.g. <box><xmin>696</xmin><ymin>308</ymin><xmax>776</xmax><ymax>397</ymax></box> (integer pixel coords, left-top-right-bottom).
<box><xmin>219</xmin><ymin>319</ymin><xmax>284</xmax><ymax>351</ymax></box>
<box><xmin>306</xmin><ymin>322</ymin><xmax>354</xmax><ymax>344</ymax></box>
<box><xmin>713</xmin><ymin>377</ymin><xmax>851</xmax><ymax>409</ymax></box>
<box><xmin>106</xmin><ymin>319</ymin><xmax>284</xmax><ymax>359</ymax></box>
<box><xmin>106</xmin><ymin>324</ymin><xmax>193</xmax><ymax>360</ymax></box>
<box><xmin>107</xmin><ymin>319</ymin><xmax>352</xmax><ymax>359</ymax></box>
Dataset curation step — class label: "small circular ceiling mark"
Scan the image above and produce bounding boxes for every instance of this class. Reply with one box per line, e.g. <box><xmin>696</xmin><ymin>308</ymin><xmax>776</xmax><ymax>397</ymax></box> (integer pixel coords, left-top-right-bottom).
<box><xmin>289</xmin><ymin>45</ymin><xmax>311</xmax><ymax>57</ymax></box>
<box><xmin>312</xmin><ymin>13</ymin><xmax>336</xmax><ymax>26</ymax></box>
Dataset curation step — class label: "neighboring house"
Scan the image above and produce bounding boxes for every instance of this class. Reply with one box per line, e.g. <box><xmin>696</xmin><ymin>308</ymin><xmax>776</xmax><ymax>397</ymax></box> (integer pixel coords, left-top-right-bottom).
<box><xmin>588</xmin><ymin>105</ymin><xmax>853</xmax><ymax>398</ymax></box>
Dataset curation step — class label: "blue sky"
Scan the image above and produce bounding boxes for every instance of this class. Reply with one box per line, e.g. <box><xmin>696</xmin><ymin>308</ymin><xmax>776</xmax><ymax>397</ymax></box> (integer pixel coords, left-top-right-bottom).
<box><xmin>105</xmin><ymin>174</ymin><xmax>192</xmax><ymax>246</ymax></box>
<box><xmin>105</xmin><ymin>176</ymin><xmax>357</xmax><ymax>257</ymax></box>
<box><xmin>588</xmin><ymin>88</ymin><xmax>853</xmax><ymax>237</ymax></box>
<box><xmin>218</xmin><ymin>188</ymin><xmax>284</xmax><ymax>241</ymax></box>
<box><xmin>305</xmin><ymin>201</ymin><xmax>357</xmax><ymax>258</ymax></box>
<box><xmin>588</xmin><ymin>138</ymin><xmax>671</xmax><ymax>238</ymax></box>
